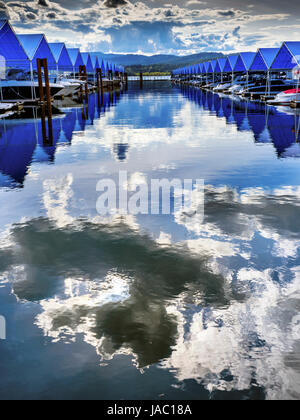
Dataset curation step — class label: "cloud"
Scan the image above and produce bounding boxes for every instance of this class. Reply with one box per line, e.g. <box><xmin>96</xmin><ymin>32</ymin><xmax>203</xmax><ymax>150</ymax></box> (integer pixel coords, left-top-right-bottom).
<box><xmin>2</xmin><ymin>0</ymin><xmax>299</xmax><ymax>54</ymax></box>
<box><xmin>0</xmin><ymin>1</ymin><xmax>10</xmax><ymax>19</ymax></box>
<box><xmin>38</xmin><ymin>0</ymin><xmax>48</xmax><ymax>6</ymax></box>
<box><xmin>103</xmin><ymin>0</ymin><xmax>127</xmax><ymax>7</ymax></box>
<box><xmin>218</xmin><ymin>10</ymin><xmax>235</xmax><ymax>18</ymax></box>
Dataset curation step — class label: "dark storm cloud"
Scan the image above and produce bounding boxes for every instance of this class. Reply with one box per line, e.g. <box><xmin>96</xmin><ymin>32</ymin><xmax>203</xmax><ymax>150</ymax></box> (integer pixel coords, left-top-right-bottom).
<box><xmin>3</xmin><ymin>0</ymin><xmax>300</xmax><ymax>54</ymax></box>
<box><xmin>38</xmin><ymin>0</ymin><xmax>48</xmax><ymax>6</ymax></box>
<box><xmin>27</xmin><ymin>12</ymin><xmax>37</xmax><ymax>19</ymax></box>
<box><xmin>103</xmin><ymin>0</ymin><xmax>127</xmax><ymax>8</ymax></box>
<box><xmin>218</xmin><ymin>10</ymin><xmax>235</xmax><ymax>18</ymax></box>
<box><xmin>0</xmin><ymin>1</ymin><xmax>10</xmax><ymax>19</ymax></box>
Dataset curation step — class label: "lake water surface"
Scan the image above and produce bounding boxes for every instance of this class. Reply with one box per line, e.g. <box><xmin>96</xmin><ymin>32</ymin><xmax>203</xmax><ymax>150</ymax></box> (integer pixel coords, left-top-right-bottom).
<box><xmin>0</xmin><ymin>82</ymin><xmax>300</xmax><ymax>400</ymax></box>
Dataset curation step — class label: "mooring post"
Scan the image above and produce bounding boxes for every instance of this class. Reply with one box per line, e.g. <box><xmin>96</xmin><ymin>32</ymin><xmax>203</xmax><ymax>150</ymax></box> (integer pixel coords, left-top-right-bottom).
<box><xmin>124</xmin><ymin>72</ymin><xmax>128</xmax><ymax>90</ymax></box>
<box><xmin>96</xmin><ymin>68</ymin><xmax>100</xmax><ymax>92</ymax></box>
<box><xmin>100</xmin><ymin>68</ymin><xmax>104</xmax><ymax>96</ymax></box>
<box><xmin>37</xmin><ymin>58</ymin><xmax>44</xmax><ymax>103</ymax></box>
<box><xmin>110</xmin><ymin>70</ymin><xmax>114</xmax><ymax>90</ymax></box>
<box><xmin>83</xmin><ymin>65</ymin><xmax>89</xmax><ymax>100</ymax></box>
<box><xmin>79</xmin><ymin>65</ymin><xmax>88</xmax><ymax>101</ymax></box>
<box><xmin>42</xmin><ymin>58</ymin><xmax>52</xmax><ymax>119</ymax></box>
<box><xmin>140</xmin><ymin>72</ymin><xmax>143</xmax><ymax>88</ymax></box>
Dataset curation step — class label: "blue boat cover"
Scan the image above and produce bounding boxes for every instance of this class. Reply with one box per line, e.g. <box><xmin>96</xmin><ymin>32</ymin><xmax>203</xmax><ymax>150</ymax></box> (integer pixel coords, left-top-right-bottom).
<box><xmin>17</xmin><ymin>34</ymin><xmax>57</xmax><ymax>70</ymax></box>
<box><xmin>202</xmin><ymin>62</ymin><xmax>209</xmax><ymax>73</ymax></box>
<box><xmin>90</xmin><ymin>54</ymin><xmax>100</xmax><ymax>71</ymax></box>
<box><xmin>49</xmin><ymin>43</ymin><xmax>72</xmax><ymax>71</ymax></box>
<box><xmin>271</xmin><ymin>42</ymin><xmax>300</xmax><ymax>70</ymax></box>
<box><xmin>101</xmin><ymin>59</ymin><xmax>106</xmax><ymax>74</ymax></box>
<box><xmin>250</xmin><ymin>48</ymin><xmax>279</xmax><ymax>71</ymax></box>
<box><xmin>67</xmin><ymin>48</ymin><xmax>84</xmax><ymax>71</ymax></box>
<box><xmin>0</xmin><ymin>20</ymin><xmax>30</xmax><ymax>70</ymax></box>
<box><xmin>223</xmin><ymin>55</ymin><xmax>239</xmax><ymax>72</ymax></box>
<box><xmin>207</xmin><ymin>60</ymin><xmax>217</xmax><ymax>73</ymax></box>
<box><xmin>234</xmin><ymin>52</ymin><xmax>256</xmax><ymax>72</ymax></box>
<box><xmin>214</xmin><ymin>58</ymin><xmax>227</xmax><ymax>73</ymax></box>
<box><xmin>81</xmin><ymin>53</ymin><xmax>94</xmax><ymax>73</ymax></box>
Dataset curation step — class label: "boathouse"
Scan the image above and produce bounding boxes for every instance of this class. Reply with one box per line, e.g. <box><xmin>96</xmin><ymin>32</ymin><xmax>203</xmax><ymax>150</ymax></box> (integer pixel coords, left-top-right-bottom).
<box><xmin>67</xmin><ymin>48</ymin><xmax>84</xmax><ymax>75</ymax></box>
<box><xmin>17</xmin><ymin>34</ymin><xmax>57</xmax><ymax>70</ymax></box>
<box><xmin>49</xmin><ymin>43</ymin><xmax>73</xmax><ymax>73</ymax></box>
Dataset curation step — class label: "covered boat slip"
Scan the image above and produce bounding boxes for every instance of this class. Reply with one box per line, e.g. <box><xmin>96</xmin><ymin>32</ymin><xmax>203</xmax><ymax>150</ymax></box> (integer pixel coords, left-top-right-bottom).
<box><xmin>0</xmin><ymin>20</ymin><xmax>124</xmax><ymax>102</ymax></box>
<box><xmin>173</xmin><ymin>42</ymin><xmax>300</xmax><ymax>104</ymax></box>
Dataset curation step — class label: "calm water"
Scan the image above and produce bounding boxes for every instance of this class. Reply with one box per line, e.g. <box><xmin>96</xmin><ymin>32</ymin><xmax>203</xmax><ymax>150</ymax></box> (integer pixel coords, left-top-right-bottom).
<box><xmin>0</xmin><ymin>82</ymin><xmax>300</xmax><ymax>400</ymax></box>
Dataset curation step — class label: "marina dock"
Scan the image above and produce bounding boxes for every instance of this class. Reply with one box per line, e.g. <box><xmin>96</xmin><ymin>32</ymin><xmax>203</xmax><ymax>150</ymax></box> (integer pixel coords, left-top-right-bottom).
<box><xmin>172</xmin><ymin>44</ymin><xmax>300</xmax><ymax>108</ymax></box>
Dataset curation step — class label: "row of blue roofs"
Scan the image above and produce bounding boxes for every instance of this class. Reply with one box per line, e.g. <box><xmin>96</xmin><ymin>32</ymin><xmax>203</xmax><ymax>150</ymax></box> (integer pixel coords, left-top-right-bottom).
<box><xmin>173</xmin><ymin>43</ymin><xmax>300</xmax><ymax>75</ymax></box>
<box><xmin>0</xmin><ymin>20</ymin><xmax>125</xmax><ymax>74</ymax></box>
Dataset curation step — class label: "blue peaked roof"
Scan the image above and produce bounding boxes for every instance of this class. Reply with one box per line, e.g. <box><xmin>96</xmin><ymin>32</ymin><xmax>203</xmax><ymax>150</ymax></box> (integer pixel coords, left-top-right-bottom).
<box><xmin>49</xmin><ymin>43</ymin><xmax>72</xmax><ymax>70</ymax></box>
<box><xmin>202</xmin><ymin>62</ymin><xmax>209</xmax><ymax>73</ymax></box>
<box><xmin>207</xmin><ymin>60</ymin><xmax>217</xmax><ymax>73</ymax></box>
<box><xmin>250</xmin><ymin>48</ymin><xmax>279</xmax><ymax>71</ymax></box>
<box><xmin>215</xmin><ymin>58</ymin><xmax>227</xmax><ymax>73</ymax></box>
<box><xmin>81</xmin><ymin>52</ymin><xmax>94</xmax><ymax>72</ymax></box>
<box><xmin>67</xmin><ymin>48</ymin><xmax>84</xmax><ymax>70</ymax></box>
<box><xmin>0</xmin><ymin>20</ymin><xmax>30</xmax><ymax>69</ymax></box>
<box><xmin>17</xmin><ymin>34</ymin><xmax>57</xmax><ymax>70</ymax></box>
<box><xmin>223</xmin><ymin>55</ymin><xmax>239</xmax><ymax>72</ymax></box>
<box><xmin>271</xmin><ymin>42</ymin><xmax>300</xmax><ymax>70</ymax></box>
<box><xmin>17</xmin><ymin>34</ymin><xmax>43</xmax><ymax>60</ymax></box>
<box><xmin>90</xmin><ymin>54</ymin><xmax>100</xmax><ymax>70</ymax></box>
<box><xmin>234</xmin><ymin>52</ymin><xmax>256</xmax><ymax>72</ymax></box>
<box><xmin>48</xmin><ymin>42</ymin><xmax>64</xmax><ymax>62</ymax></box>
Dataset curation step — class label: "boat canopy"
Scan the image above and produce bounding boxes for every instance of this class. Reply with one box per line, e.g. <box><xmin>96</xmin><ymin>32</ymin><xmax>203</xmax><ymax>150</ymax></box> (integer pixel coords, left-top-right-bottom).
<box><xmin>271</xmin><ymin>42</ymin><xmax>300</xmax><ymax>70</ymax></box>
<box><xmin>81</xmin><ymin>53</ymin><xmax>94</xmax><ymax>73</ymax></box>
<box><xmin>0</xmin><ymin>20</ymin><xmax>30</xmax><ymax>71</ymax></box>
<box><xmin>249</xmin><ymin>48</ymin><xmax>279</xmax><ymax>72</ymax></box>
<box><xmin>90</xmin><ymin>54</ymin><xmax>100</xmax><ymax>71</ymax></box>
<box><xmin>234</xmin><ymin>52</ymin><xmax>256</xmax><ymax>72</ymax></box>
<box><xmin>101</xmin><ymin>59</ymin><xmax>106</xmax><ymax>74</ymax></box>
<box><xmin>207</xmin><ymin>60</ymin><xmax>217</xmax><ymax>73</ymax></box>
<box><xmin>67</xmin><ymin>48</ymin><xmax>84</xmax><ymax>71</ymax></box>
<box><xmin>17</xmin><ymin>34</ymin><xmax>57</xmax><ymax>70</ymax></box>
<box><xmin>223</xmin><ymin>55</ymin><xmax>239</xmax><ymax>72</ymax></box>
<box><xmin>202</xmin><ymin>62</ymin><xmax>209</xmax><ymax>73</ymax></box>
<box><xmin>214</xmin><ymin>58</ymin><xmax>227</xmax><ymax>73</ymax></box>
<box><xmin>49</xmin><ymin>43</ymin><xmax>73</xmax><ymax>71</ymax></box>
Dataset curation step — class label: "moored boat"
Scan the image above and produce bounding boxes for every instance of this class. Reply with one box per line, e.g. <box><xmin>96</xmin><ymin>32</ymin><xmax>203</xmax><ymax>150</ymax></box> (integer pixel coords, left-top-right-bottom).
<box><xmin>0</xmin><ymin>80</ymin><xmax>65</xmax><ymax>101</ymax></box>
<box><xmin>267</xmin><ymin>88</ymin><xmax>300</xmax><ymax>105</ymax></box>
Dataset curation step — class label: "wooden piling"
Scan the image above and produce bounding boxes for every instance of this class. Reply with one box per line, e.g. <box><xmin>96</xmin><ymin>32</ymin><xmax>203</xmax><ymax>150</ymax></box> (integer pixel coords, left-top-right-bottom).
<box><xmin>140</xmin><ymin>72</ymin><xmax>143</xmax><ymax>88</ymax></box>
<box><xmin>37</xmin><ymin>59</ymin><xmax>44</xmax><ymax>103</ymax></box>
<box><xmin>96</xmin><ymin>68</ymin><xmax>100</xmax><ymax>92</ymax></box>
<box><xmin>37</xmin><ymin>58</ymin><xmax>52</xmax><ymax>119</ymax></box>
<box><xmin>79</xmin><ymin>65</ymin><xmax>89</xmax><ymax>101</ymax></box>
<box><xmin>43</xmin><ymin>58</ymin><xmax>52</xmax><ymax>118</ymax></box>
<box><xmin>100</xmin><ymin>69</ymin><xmax>104</xmax><ymax>95</ymax></box>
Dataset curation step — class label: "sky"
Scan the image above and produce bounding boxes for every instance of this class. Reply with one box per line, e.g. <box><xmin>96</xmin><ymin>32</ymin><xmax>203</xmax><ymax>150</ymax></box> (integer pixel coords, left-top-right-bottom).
<box><xmin>0</xmin><ymin>0</ymin><xmax>300</xmax><ymax>55</ymax></box>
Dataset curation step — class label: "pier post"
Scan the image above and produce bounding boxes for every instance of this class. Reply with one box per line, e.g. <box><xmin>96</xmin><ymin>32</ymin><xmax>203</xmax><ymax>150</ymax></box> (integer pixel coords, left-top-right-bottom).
<box><xmin>37</xmin><ymin>59</ymin><xmax>44</xmax><ymax>103</ymax></box>
<box><xmin>96</xmin><ymin>68</ymin><xmax>100</xmax><ymax>92</ymax></box>
<box><xmin>37</xmin><ymin>58</ymin><xmax>52</xmax><ymax>119</ymax></box>
<box><xmin>100</xmin><ymin>69</ymin><xmax>104</xmax><ymax>96</ymax></box>
<box><xmin>43</xmin><ymin>58</ymin><xmax>52</xmax><ymax>119</ymax></box>
<box><xmin>83</xmin><ymin>65</ymin><xmax>89</xmax><ymax>100</ymax></box>
<box><xmin>110</xmin><ymin>70</ymin><xmax>114</xmax><ymax>90</ymax></box>
<box><xmin>79</xmin><ymin>65</ymin><xmax>89</xmax><ymax>101</ymax></box>
<box><xmin>140</xmin><ymin>72</ymin><xmax>143</xmax><ymax>88</ymax></box>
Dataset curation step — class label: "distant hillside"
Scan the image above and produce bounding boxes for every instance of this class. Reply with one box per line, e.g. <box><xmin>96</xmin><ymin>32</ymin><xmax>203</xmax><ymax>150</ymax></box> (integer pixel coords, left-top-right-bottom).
<box><xmin>94</xmin><ymin>52</ymin><xmax>225</xmax><ymax>74</ymax></box>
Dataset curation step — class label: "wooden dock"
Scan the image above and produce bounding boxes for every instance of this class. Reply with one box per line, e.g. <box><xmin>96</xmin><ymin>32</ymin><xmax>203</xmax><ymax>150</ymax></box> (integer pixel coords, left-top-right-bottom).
<box><xmin>290</xmin><ymin>100</ymin><xmax>300</xmax><ymax>108</ymax></box>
